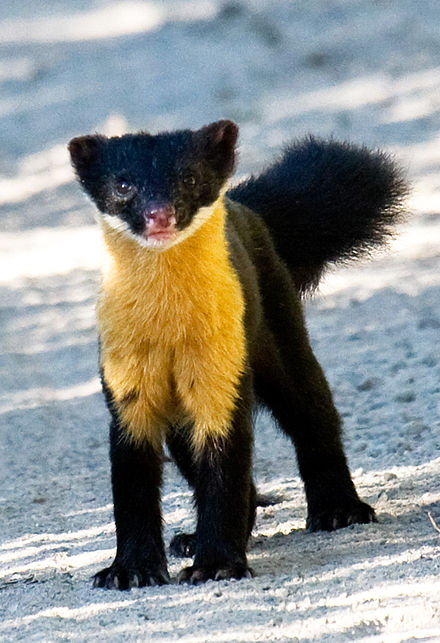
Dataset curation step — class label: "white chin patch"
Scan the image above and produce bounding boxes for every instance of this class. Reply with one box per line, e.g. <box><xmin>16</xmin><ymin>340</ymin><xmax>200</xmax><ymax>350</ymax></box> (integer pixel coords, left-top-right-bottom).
<box><xmin>99</xmin><ymin>199</ymin><xmax>219</xmax><ymax>251</ymax></box>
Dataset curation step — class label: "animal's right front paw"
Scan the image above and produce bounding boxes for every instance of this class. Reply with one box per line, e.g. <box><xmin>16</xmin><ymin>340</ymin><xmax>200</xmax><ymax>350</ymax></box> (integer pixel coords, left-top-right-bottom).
<box><xmin>93</xmin><ymin>562</ymin><xmax>170</xmax><ymax>590</ymax></box>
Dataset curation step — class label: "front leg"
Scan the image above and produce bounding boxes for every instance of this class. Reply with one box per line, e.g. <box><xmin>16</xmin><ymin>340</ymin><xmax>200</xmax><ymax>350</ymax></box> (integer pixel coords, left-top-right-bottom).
<box><xmin>93</xmin><ymin>418</ymin><xmax>169</xmax><ymax>590</ymax></box>
<box><xmin>167</xmin><ymin>424</ymin><xmax>257</xmax><ymax>559</ymax></box>
<box><xmin>178</xmin><ymin>375</ymin><xmax>254</xmax><ymax>584</ymax></box>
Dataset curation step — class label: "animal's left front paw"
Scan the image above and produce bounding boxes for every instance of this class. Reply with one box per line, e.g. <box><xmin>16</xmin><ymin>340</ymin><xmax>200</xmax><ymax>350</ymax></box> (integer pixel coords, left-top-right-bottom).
<box><xmin>177</xmin><ymin>562</ymin><xmax>253</xmax><ymax>585</ymax></box>
<box><xmin>307</xmin><ymin>500</ymin><xmax>377</xmax><ymax>532</ymax></box>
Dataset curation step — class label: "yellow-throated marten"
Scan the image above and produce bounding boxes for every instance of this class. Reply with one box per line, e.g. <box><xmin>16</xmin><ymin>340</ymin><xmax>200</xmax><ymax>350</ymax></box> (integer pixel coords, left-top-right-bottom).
<box><xmin>68</xmin><ymin>120</ymin><xmax>407</xmax><ymax>589</ymax></box>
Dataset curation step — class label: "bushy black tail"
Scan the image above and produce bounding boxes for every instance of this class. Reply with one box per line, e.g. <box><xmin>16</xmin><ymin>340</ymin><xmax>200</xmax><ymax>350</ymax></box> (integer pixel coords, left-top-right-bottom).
<box><xmin>228</xmin><ymin>137</ymin><xmax>408</xmax><ymax>293</ymax></box>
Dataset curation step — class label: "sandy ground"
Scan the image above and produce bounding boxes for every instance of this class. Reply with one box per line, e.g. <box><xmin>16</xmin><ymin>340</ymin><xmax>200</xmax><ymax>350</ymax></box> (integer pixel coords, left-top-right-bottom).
<box><xmin>0</xmin><ymin>1</ymin><xmax>440</xmax><ymax>641</ymax></box>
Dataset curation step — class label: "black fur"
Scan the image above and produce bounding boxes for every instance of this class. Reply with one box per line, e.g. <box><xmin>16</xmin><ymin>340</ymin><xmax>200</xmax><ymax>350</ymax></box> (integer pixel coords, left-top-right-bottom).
<box><xmin>69</xmin><ymin>120</ymin><xmax>238</xmax><ymax>237</ymax></box>
<box><xmin>228</xmin><ymin>137</ymin><xmax>408</xmax><ymax>292</ymax></box>
<box><xmin>93</xmin><ymin>419</ymin><xmax>169</xmax><ymax>589</ymax></box>
<box><xmin>166</xmin><ymin>374</ymin><xmax>257</xmax><ymax>580</ymax></box>
<box><xmin>69</xmin><ymin>121</ymin><xmax>407</xmax><ymax>589</ymax></box>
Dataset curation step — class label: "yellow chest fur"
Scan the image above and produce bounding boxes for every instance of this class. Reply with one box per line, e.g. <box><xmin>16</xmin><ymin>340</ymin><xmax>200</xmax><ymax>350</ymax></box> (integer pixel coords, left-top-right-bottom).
<box><xmin>97</xmin><ymin>199</ymin><xmax>246</xmax><ymax>451</ymax></box>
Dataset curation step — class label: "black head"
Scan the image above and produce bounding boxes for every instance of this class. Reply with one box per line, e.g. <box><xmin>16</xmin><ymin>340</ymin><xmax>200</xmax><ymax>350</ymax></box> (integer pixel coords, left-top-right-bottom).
<box><xmin>68</xmin><ymin>120</ymin><xmax>238</xmax><ymax>247</ymax></box>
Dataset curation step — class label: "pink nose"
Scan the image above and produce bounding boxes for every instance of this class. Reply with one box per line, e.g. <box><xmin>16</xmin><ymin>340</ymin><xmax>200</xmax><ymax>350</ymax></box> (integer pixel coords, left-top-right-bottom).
<box><xmin>144</xmin><ymin>203</ymin><xmax>176</xmax><ymax>229</ymax></box>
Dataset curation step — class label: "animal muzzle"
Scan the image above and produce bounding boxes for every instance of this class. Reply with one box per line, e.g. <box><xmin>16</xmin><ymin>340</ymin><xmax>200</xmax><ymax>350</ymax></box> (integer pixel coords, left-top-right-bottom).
<box><xmin>142</xmin><ymin>202</ymin><xmax>177</xmax><ymax>241</ymax></box>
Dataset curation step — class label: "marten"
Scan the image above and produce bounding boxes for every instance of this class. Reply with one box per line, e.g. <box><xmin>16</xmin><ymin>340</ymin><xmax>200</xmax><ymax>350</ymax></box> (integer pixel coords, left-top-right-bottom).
<box><xmin>68</xmin><ymin>120</ymin><xmax>407</xmax><ymax>589</ymax></box>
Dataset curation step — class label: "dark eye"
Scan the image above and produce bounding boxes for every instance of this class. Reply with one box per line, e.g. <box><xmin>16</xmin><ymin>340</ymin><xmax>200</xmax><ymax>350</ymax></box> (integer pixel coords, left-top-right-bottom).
<box><xmin>114</xmin><ymin>179</ymin><xmax>134</xmax><ymax>198</ymax></box>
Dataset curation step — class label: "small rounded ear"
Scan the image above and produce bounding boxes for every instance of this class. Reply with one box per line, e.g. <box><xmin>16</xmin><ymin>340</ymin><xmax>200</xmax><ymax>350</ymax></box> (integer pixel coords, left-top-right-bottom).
<box><xmin>68</xmin><ymin>135</ymin><xmax>105</xmax><ymax>171</ymax></box>
<box><xmin>197</xmin><ymin>120</ymin><xmax>239</xmax><ymax>177</ymax></box>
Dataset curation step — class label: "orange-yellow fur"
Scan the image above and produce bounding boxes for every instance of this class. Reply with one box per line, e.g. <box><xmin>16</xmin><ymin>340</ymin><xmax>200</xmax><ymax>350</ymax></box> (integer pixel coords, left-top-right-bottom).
<box><xmin>97</xmin><ymin>196</ymin><xmax>246</xmax><ymax>452</ymax></box>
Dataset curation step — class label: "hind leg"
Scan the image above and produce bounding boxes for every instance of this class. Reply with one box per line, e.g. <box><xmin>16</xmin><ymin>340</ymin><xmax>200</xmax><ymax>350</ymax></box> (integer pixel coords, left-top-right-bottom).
<box><xmin>255</xmin><ymin>322</ymin><xmax>375</xmax><ymax>532</ymax></box>
<box><xmin>167</xmin><ymin>422</ymin><xmax>257</xmax><ymax>559</ymax></box>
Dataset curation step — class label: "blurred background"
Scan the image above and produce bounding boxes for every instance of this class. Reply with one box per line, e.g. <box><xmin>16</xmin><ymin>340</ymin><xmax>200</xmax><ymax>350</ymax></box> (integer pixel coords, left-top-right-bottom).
<box><xmin>1</xmin><ymin>0</ymin><xmax>440</xmax><ymax>233</ymax></box>
<box><xmin>1</xmin><ymin>2</ymin><xmax>439</xmax><ymax>640</ymax></box>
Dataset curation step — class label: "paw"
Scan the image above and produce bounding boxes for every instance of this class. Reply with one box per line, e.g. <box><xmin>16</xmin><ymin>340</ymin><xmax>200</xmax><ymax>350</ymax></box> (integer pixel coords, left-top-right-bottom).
<box><xmin>169</xmin><ymin>533</ymin><xmax>196</xmax><ymax>558</ymax></box>
<box><xmin>177</xmin><ymin>563</ymin><xmax>253</xmax><ymax>585</ymax></box>
<box><xmin>307</xmin><ymin>500</ymin><xmax>377</xmax><ymax>532</ymax></box>
<box><xmin>93</xmin><ymin>562</ymin><xmax>170</xmax><ymax>590</ymax></box>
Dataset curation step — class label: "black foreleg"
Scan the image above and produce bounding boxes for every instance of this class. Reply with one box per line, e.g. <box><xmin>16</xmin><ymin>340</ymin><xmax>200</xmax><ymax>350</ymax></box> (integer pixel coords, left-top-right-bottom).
<box><xmin>93</xmin><ymin>418</ymin><xmax>169</xmax><ymax>590</ymax></box>
<box><xmin>177</xmin><ymin>375</ymin><xmax>255</xmax><ymax>584</ymax></box>
<box><xmin>167</xmin><ymin>424</ymin><xmax>198</xmax><ymax>558</ymax></box>
<box><xmin>167</xmin><ymin>420</ymin><xmax>257</xmax><ymax>560</ymax></box>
